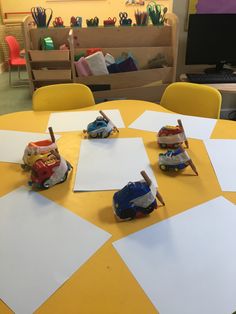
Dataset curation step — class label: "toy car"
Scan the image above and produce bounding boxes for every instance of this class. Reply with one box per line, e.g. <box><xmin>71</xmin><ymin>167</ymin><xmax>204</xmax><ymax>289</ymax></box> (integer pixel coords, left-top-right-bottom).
<box><xmin>158</xmin><ymin>147</ymin><xmax>191</xmax><ymax>172</ymax></box>
<box><xmin>83</xmin><ymin>110</ymin><xmax>119</xmax><ymax>138</ymax></box>
<box><xmin>85</xmin><ymin>116</ymin><xmax>114</xmax><ymax>138</ymax></box>
<box><xmin>157</xmin><ymin>125</ymin><xmax>187</xmax><ymax>149</ymax></box>
<box><xmin>29</xmin><ymin>152</ymin><xmax>72</xmax><ymax>189</ymax></box>
<box><xmin>22</xmin><ymin>139</ymin><xmax>58</xmax><ymax>170</ymax></box>
<box><xmin>113</xmin><ymin>180</ymin><xmax>158</xmax><ymax>220</ymax></box>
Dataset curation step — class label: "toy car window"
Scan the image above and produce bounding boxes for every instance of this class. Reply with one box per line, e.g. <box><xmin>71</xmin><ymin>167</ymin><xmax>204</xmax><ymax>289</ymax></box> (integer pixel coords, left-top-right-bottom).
<box><xmin>97</xmin><ymin>122</ymin><xmax>105</xmax><ymax>127</ymax></box>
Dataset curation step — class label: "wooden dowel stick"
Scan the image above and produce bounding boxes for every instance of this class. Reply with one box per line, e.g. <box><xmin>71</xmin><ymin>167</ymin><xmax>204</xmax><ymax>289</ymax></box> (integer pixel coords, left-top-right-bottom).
<box><xmin>48</xmin><ymin>126</ymin><xmax>59</xmax><ymax>153</ymax></box>
<box><xmin>188</xmin><ymin>159</ymin><xmax>199</xmax><ymax>176</ymax></box>
<box><xmin>140</xmin><ymin>170</ymin><xmax>152</xmax><ymax>186</ymax></box>
<box><xmin>99</xmin><ymin>110</ymin><xmax>119</xmax><ymax>133</ymax></box>
<box><xmin>140</xmin><ymin>170</ymin><xmax>165</xmax><ymax>206</ymax></box>
<box><xmin>156</xmin><ymin>189</ymin><xmax>165</xmax><ymax>206</ymax></box>
<box><xmin>177</xmin><ymin>119</ymin><xmax>189</xmax><ymax>148</ymax></box>
<box><xmin>178</xmin><ymin>145</ymin><xmax>198</xmax><ymax>176</ymax></box>
<box><xmin>48</xmin><ymin>126</ymin><xmax>55</xmax><ymax>143</ymax></box>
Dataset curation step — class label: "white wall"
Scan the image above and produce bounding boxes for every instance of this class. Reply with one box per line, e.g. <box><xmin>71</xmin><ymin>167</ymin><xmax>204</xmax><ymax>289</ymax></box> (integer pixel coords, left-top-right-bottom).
<box><xmin>1</xmin><ymin>0</ymin><xmax>172</xmax><ymax>27</ymax></box>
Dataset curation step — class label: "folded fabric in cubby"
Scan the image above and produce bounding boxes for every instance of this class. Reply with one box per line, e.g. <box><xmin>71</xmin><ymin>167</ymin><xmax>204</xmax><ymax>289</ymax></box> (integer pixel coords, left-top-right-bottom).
<box><xmin>118</xmin><ymin>57</ymin><xmax>138</xmax><ymax>72</ymax></box>
<box><xmin>85</xmin><ymin>51</ymin><xmax>109</xmax><ymax>76</ymax></box>
<box><xmin>104</xmin><ymin>53</ymin><xmax>116</xmax><ymax>66</ymax></box>
<box><xmin>86</xmin><ymin>48</ymin><xmax>102</xmax><ymax>56</ymax></box>
<box><xmin>107</xmin><ymin>63</ymin><xmax>120</xmax><ymax>74</ymax></box>
<box><xmin>74</xmin><ymin>57</ymin><xmax>92</xmax><ymax>76</ymax></box>
<box><xmin>107</xmin><ymin>56</ymin><xmax>138</xmax><ymax>74</ymax></box>
<box><xmin>74</xmin><ymin>52</ymin><xmax>85</xmax><ymax>62</ymax></box>
<box><xmin>116</xmin><ymin>52</ymin><xmax>138</xmax><ymax>67</ymax></box>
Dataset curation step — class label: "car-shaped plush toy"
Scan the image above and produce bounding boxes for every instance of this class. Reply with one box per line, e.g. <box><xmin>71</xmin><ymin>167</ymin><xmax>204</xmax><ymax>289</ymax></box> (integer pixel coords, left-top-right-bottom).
<box><xmin>85</xmin><ymin>116</ymin><xmax>114</xmax><ymax>138</ymax></box>
<box><xmin>113</xmin><ymin>180</ymin><xmax>158</xmax><ymax>220</ymax></box>
<box><xmin>22</xmin><ymin>139</ymin><xmax>58</xmax><ymax>170</ymax></box>
<box><xmin>157</xmin><ymin>125</ymin><xmax>186</xmax><ymax>148</ymax></box>
<box><xmin>113</xmin><ymin>171</ymin><xmax>165</xmax><ymax>221</ymax></box>
<box><xmin>83</xmin><ymin>110</ymin><xmax>119</xmax><ymax>138</ymax></box>
<box><xmin>29</xmin><ymin>152</ymin><xmax>72</xmax><ymax>189</ymax></box>
<box><xmin>159</xmin><ymin>147</ymin><xmax>198</xmax><ymax>175</ymax></box>
<box><xmin>157</xmin><ymin>119</ymin><xmax>188</xmax><ymax>149</ymax></box>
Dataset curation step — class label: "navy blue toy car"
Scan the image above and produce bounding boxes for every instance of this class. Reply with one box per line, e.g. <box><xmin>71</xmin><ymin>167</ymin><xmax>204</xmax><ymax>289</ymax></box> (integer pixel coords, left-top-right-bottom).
<box><xmin>113</xmin><ymin>181</ymin><xmax>158</xmax><ymax>220</ymax></box>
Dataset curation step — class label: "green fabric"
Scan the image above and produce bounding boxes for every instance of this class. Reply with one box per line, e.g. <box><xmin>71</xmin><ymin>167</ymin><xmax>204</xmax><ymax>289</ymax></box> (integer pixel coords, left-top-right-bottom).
<box><xmin>74</xmin><ymin>52</ymin><xmax>85</xmax><ymax>61</ymax></box>
<box><xmin>41</xmin><ymin>37</ymin><xmax>54</xmax><ymax>50</ymax></box>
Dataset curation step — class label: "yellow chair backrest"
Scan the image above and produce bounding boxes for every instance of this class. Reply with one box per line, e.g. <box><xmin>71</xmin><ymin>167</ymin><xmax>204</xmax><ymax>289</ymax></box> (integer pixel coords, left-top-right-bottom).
<box><xmin>32</xmin><ymin>83</ymin><xmax>95</xmax><ymax>111</ymax></box>
<box><xmin>160</xmin><ymin>82</ymin><xmax>222</xmax><ymax>119</ymax></box>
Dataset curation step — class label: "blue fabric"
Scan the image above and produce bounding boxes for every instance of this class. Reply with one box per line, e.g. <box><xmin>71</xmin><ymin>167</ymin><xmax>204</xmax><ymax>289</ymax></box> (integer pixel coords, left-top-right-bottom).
<box><xmin>107</xmin><ymin>63</ymin><xmax>120</xmax><ymax>74</ymax></box>
<box><xmin>107</xmin><ymin>57</ymin><xmax>137</xmax><ymax>74</ymax></box>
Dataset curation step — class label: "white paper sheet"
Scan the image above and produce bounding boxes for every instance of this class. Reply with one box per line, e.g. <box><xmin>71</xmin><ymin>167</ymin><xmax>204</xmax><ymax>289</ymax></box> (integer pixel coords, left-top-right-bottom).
<box><xmin>47</xmin><ymin>109</ymin><xmax>125</xmax><ymax>132</ymax></box>
<box><xmin>0</xmin><ymin>130</ymin><xmax>60</xmax><ymax>164</ymax></box>
<box><xmin>129</xmin><ymin>111</ymin><xmax>217</xmax><ymax>140</ymax></box>
<box><xmin>0</xmin><ymin>187</ymin><xmax>111</xmax><ymax>314</ymax></box>
<box><xmin>74</xmin><ymin>138</ymin><xmax>157</xmax><ymax>191</ymax></box>
<box><xmin>204</xmin><ymin>139</ymin><xmax>236</xmax><ymax>191</ymax></box>
<box><xmin>113</xmin><ymin>196</ymin><xmax>236</xmax><ymax>314</ymax></box>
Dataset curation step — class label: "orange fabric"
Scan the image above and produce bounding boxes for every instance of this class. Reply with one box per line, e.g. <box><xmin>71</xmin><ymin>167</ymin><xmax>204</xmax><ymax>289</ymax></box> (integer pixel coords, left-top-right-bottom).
<box><xmin>86</xmin><ymin>48</ymin><xmax>102</xmax><ymax>56</ymax></box>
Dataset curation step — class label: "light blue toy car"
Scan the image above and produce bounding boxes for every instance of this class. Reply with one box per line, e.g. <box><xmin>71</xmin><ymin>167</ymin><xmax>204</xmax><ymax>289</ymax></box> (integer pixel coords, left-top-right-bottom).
<box><xmin>86</xmin><ymin>116</ymin><xmax>113</xmax><ymax>138</ymax></box>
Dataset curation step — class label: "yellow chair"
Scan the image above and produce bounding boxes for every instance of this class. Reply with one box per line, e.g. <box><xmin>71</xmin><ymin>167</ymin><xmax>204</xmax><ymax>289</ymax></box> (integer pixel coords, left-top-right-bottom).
<box><xmin>160</xmin><ymin>82</ymin><xmax>222</xmax><ymax>119</ymax></box>
<box><xmin>32</xmin><ymin>83</ymin><xmax>95</xmax><ymax>111</ymax></box>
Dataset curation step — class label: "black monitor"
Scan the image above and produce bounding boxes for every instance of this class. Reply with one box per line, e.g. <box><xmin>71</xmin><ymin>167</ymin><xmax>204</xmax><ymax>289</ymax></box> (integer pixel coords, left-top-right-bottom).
<box><xmin>185</xmin><ymin>14</ymin><xmax>236</xmax><ymax>74</ymax></box>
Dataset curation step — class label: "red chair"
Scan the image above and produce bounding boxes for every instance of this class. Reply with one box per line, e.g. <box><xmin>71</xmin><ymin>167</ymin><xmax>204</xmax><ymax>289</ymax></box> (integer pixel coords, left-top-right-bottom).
<box><xmin>5</xmin><ymin>35</ymin><xmax>27</xmax><ymax>86</ymax></box>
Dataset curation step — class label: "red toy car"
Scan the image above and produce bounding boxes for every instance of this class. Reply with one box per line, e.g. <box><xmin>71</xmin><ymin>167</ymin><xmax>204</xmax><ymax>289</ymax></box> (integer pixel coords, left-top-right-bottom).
<box><xmin>29</xmin><ymin>152</ymin><xmax>72</xmax><ymax>189</ymax></box>
<box><xmin>22</xmin><ymin>139</ymin><xmax>58</xmax><ymax>170</ymax></box>
<box><xmin>157</xmin><ymin>119</ymin><xmax>188</xmax><ymax>149</ymax></box>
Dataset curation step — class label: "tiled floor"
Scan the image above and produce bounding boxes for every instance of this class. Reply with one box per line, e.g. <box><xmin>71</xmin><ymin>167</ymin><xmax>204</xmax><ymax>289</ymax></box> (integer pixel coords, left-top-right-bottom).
<box><xmin>0</xmin><ymin>70</ymin><xmax>32</xmax><ymax>115</ymax></box>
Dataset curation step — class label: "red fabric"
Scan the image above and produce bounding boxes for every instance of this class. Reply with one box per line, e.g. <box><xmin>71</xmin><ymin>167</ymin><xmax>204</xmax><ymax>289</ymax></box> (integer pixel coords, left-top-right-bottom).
<box><xmin>86</xmin><ymin>48</ymin><xmax>102</xmax><ymax>56</ymax></box>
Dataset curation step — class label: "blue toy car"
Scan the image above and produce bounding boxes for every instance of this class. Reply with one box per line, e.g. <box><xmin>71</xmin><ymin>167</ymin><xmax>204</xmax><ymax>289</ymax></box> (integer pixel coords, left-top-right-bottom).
<box><xmin>159</xmin><ymin>147</ymin><xmax>190</xmax><ymax>172</ymax></box>
<box><xmin>86</xmin><ymin>116</ymin><xmax>113</xmax><ymax>138</ymax></box>
<box><xmin>113</xmin><ymin>181</ymin><xmax>158</xmax><ymax>220</ymax></box>
<box><xmin>84</xmin><ymin>110</ymin><xmax>119</xmax><ymax>139</ymax></box>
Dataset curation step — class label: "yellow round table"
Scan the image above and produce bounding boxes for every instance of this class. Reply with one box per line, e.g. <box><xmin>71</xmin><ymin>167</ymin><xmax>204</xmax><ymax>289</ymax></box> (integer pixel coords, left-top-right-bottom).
<box><xmin>1</xmin><ymin>100</ymin><xmax>236</xmax><ymax>314</ymax></box>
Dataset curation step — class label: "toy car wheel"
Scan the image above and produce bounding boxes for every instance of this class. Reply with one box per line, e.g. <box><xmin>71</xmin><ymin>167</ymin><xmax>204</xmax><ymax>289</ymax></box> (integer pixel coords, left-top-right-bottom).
<box><xmin>21</xmin><ymin>163</ymin><xmax>31</xmax><ymax>171</ymax></box>
<box><xmin>89</xmin><ymin>133</ymin><xmax>98</xmax><ymax>138</ymax></box>
<box><xmin>66</xmin><ymin>161</ymin><xmax>73</xmax><ymax>171</ymax></box>
<box><xmin>60</xmin><ymin>171</ymin><xmax>68</xmax><ymax>183</ymax></box>
<box><xmin>174</xmin><ymin>167</ymin><xmax>179</xmax><ymax>172</ymax></box>
<box><xmin>103</xmin><ymin>131</ymin><xmax>111</xmax><ymax>138</ymax></box>
<box><xmin>160</xmin><ymin>164</ymin><xmax>167</xmax><ymax>171</ymax></box>
<box><xmin>42</xmin><ymin>180</ymin><xmax>51</xmax><ymax>189</ymax></box>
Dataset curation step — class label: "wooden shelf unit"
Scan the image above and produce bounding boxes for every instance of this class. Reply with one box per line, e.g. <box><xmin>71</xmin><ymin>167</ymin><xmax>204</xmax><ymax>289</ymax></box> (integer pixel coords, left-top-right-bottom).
<box><xmin>22</xmin><ymin>17</ymin><xmax>73</xmax><ymax>93</ymax></box>
<box><xmin>23</xmin><ymin>13</ymin><xmax>178</xmax><ymax>101</ymax></box>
